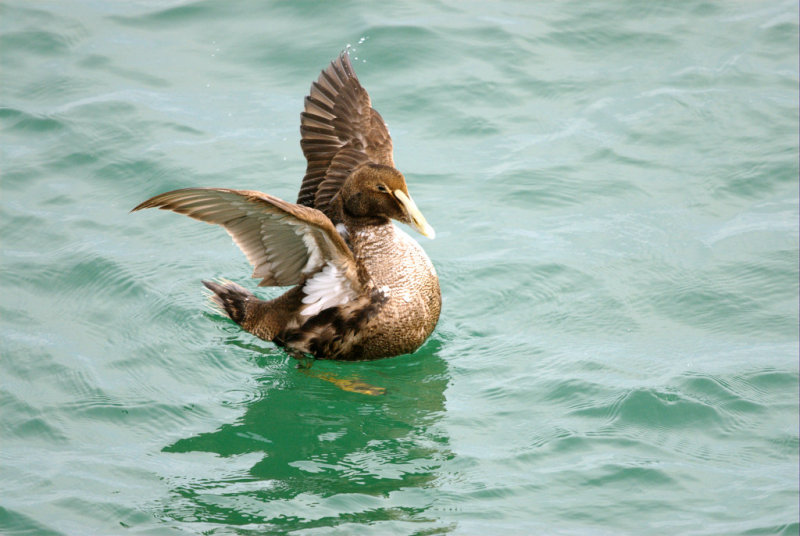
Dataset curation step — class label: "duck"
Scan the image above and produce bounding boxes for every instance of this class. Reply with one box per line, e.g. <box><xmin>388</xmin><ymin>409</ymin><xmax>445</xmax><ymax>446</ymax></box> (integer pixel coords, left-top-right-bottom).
<box><xmin>132</xmin><ymin>52</ymin><xmax>441</xmax><ymax>362</ymax></box>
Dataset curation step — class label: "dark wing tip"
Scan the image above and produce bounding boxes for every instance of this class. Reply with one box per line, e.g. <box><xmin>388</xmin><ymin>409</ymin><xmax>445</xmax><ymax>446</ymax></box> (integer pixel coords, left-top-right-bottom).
<box><xmin>328</xmin><ymin>49</ymin><xmax>352</xmax><ymax>72</ymax></box>
<box><xmin>131</xmin><ymin>195</ymin><xmax>179</xmax><ymax>214</ymax></box>
<box><xmin>131</xmin><ymin>189</ymin><xmax>186</xmax><ymax>213</ymax></box>
<box><xmin>336</xmin><ymin>49</ymin><xmax>356</xmax><ymax>76</ymax></box>
<box><xmin>131</xmin><ymin>198</ymin><xmax>158</xmax><ymax>213</ymax></box>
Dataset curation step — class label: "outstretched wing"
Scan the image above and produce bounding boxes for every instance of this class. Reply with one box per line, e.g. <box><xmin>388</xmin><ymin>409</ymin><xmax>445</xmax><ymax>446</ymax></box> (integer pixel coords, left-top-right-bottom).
<box><xmin>297</xmin><ymin>52</ymin><xmax>394</xmax><ymax>213</ymax></box>
<box><xmin>132</xmin><ymin>188</ymin><xmax>361</xmax><ymax>298</ymax></box>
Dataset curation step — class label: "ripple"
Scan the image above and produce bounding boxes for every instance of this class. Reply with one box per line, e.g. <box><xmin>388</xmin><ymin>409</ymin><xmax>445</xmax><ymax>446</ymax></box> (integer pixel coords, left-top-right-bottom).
<box><xmin>498</xmin><ymin>168</ymin><xmax>642</xmax><ymax>209</ymax></box>
<box><xmin>0</xmin><ymin>507</ymin><xmax>64</xmax><ymax>536</ymax></box>
<box><xmin>677</xmin><ymin>373</ymin><xmax>768</xmax><ymax>433</ymax></box>
<box><xmin>0</xmin><ymin>29</ymin><xmax>72</xmax><ymax>57</ymax></box>
<box><xmin>714</xmin><ymin>158</ymin><xmax>799</xmax><ymax>200</ymax></box>
<box><xmin>462</xmin><ymin>259</ymin><xmax>639</xmax><ymax>337</ymax></box>
<box><xmin>584</xmin><ymin>464</ymin><xmax>677</xmax><ymax>487</ymax></box>
<box><xmin>1</xmin><ymin>393</ymin><xmax>69</xmax><ymax>444</ymax></box>
<box><xmin>644</xmin><ymin>255</ymin><xmax>798</xmax><ymax>338</ymax></box>
<box><xmin>11</xmin><ymin>248</ymin><xmax>148</xmax><ymax>303</ymax></box>
<box><xmin>546</xmin><ymin>25</ymin><xmax>677</xmax><ymax>53</ymax></box>
<box><xmin>110</xmin><ymin>2</ymin><xmax>233</xmax><ymax>28</ymax></box>
<box><xmin>77</xmin><ymin>54</ymin><xmax>170</xmax><ymax>88</ymax></box>
<box><xmin>572</xmin><ymin>387</ymin><xmax>724</xmax><ymax>431</ymax></box>
<box><xmin>738</xmin><ymin>368</ymin><xmax>799</xmax><ymax>394</ymax></box>
<box><xmin>0</xmin><ymin>107</ymin><xmax>66</xmax><ymax>134</ymax></box>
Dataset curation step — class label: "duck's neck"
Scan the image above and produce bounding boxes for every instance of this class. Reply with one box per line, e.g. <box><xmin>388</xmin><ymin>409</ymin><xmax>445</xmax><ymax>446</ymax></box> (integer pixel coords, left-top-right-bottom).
<box><xmin>329</xmin><ymin>195</ymin><xmax>391</xmax><ymax>230</ymax></box>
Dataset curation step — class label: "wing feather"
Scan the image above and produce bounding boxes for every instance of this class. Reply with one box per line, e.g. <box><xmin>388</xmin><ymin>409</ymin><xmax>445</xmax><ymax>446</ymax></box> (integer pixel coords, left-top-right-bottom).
<box><xmin>132</xmin><ymin>188</ymin><xmax>361</xmax><ymax>293</ymax></box>
<box><xmin>297</xmin><ymin>52</ymin><xmax>395</xmax><ymax>213</ymax></box>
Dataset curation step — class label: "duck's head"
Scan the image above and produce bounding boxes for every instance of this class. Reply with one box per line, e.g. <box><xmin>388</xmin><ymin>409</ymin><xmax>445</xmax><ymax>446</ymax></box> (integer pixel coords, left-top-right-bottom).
<box><xmin>340</xmin><ymin>164</ymin><xmax>435</xmax><ymax>239</ymax></box>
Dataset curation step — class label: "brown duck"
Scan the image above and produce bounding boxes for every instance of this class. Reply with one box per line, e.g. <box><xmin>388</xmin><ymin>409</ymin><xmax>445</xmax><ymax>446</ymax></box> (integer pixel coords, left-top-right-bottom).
<box><xmin>133</xmin><ymin>52</ymin><xmax>441</xmax><ymax>361</ymax></box>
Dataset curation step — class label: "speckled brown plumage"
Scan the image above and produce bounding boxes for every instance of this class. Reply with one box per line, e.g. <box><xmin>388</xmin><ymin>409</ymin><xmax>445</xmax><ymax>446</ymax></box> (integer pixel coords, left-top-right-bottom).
<box><xmin>132</xmin><ymin>52</ymin><xmax>440</xmax><ymax>361</ymax></box>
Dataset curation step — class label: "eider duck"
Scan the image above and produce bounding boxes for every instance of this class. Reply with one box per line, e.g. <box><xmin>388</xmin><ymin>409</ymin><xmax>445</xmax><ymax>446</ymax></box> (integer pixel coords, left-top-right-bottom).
<box><xmin>132</xmin><ymin>52</ymin><xmax>441</xmax><ymax>361</ymax></box>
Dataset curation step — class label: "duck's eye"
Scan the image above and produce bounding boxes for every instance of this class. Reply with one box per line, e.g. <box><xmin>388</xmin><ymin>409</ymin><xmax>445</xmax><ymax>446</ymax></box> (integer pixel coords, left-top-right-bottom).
<box><xmin>377</xmin><ymin>184</ymin><xmax>388</xmax><ymax>193</ymax></box>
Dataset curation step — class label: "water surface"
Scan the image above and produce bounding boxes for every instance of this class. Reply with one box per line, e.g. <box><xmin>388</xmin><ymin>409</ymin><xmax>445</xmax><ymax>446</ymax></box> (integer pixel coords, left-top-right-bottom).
<box><xmin>1</xmin><ymin>1</ymin><xmax>798</xmax><ymax>534</ymax></box>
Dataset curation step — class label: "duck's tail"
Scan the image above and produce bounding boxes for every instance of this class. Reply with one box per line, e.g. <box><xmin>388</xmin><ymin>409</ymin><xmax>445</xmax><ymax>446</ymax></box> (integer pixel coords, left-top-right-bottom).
<box><xmin>202</xmin><ymin>279</ymin><xmax>253</xmax><ymax>327</ymax></box>
<box><xmin>202</xmin><ymin>280</ymin><xmax>304</xmax><ymax>342</ymax></box>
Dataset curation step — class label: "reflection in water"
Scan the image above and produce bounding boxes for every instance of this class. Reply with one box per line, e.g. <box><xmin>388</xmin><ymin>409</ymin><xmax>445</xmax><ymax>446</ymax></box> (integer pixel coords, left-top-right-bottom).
<box><xmin>160</xmin><ymin>341</ymin><xmax>451</xmax><ymax>532</ymax></box>
<box><xmin>299</xmin><ymin>368</ymin><xmax>387</xmax><ymax>396</ymax></box>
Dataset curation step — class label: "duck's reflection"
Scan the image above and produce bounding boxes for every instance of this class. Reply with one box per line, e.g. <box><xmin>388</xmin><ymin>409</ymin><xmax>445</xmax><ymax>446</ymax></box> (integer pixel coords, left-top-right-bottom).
<box><xmin>161</xmin><ymin>341</ymin><xmax>450</xmax><ymax>531</ymax></box>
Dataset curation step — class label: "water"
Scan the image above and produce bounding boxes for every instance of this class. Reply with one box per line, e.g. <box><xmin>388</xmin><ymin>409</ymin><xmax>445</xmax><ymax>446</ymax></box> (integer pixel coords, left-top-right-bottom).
<box><xmin>2</xmin><ymin>1</ymin><xmax>798</xmax><ymax>534</ymax></box>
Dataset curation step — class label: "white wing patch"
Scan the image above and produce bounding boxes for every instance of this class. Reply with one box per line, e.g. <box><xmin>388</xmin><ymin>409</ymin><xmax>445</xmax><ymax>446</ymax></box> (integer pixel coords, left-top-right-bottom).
<box><xmin>301</xmin><ymin>262</ymin><xmax>358</xmax><ymax>316</ymax></box>
<box><xmin>298</xmin><ymin>226</ymin><xmax>323</xmax><ymax>275</ymax></box>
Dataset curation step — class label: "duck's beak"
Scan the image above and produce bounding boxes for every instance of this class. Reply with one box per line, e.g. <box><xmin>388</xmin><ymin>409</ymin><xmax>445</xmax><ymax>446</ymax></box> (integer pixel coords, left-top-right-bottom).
<box><xmin>393</xmin><ymin>189</ymin><xmax>436</xmax><ymax>239</ymax></box>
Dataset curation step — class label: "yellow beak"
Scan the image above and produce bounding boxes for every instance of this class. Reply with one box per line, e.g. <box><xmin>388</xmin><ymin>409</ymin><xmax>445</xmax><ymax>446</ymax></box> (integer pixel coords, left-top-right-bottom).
<box><xmin>393</xmin><ymin>189</ymin><xmax>436</xmax><ymax>239</ymax></box>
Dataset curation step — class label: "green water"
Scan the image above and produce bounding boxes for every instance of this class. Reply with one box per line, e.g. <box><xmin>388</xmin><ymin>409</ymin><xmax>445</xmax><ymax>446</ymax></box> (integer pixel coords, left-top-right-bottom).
<box><xmin>2</xmin><ymin>1</ymin><xmax>798</xmax><ymax>534</ymax></box>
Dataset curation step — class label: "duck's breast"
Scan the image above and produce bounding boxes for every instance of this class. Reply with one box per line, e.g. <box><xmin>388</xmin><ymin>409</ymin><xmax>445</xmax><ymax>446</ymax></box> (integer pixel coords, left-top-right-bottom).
<box><xmin>350</xmin><ymin>223</ymin><xmax>441</xmax><ymax>354</ymax></box>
